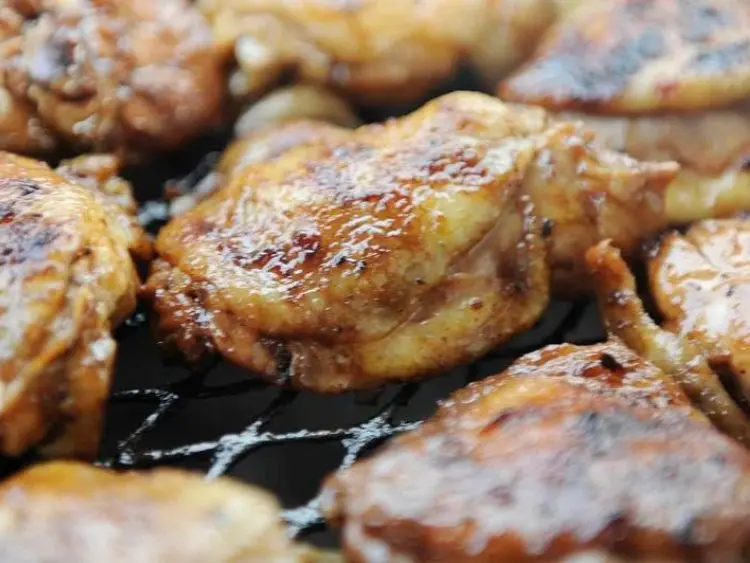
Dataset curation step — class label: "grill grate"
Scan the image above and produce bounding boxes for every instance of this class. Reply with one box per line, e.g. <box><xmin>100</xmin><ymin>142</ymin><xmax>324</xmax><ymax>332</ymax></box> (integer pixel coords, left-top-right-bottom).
<box><xmin>96</xmin><ymin>92</ymin><xmax>607</xmax><ymax>545</ymax></box>
<box><xmin>99</xmin><ymin>298</ymin><xmax>604</xmax><ymax>541</ymax></box>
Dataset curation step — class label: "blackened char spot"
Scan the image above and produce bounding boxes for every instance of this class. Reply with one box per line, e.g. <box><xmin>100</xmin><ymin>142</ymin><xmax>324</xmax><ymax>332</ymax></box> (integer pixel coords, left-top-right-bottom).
<box><xmin>0</xmin><ymin>216</ymin><xmax>59</xmax><ymax>267</ymax></box>
<box><xmin>0</xmin><ymin>178</ymin><xmax>43</xmax><ymax>197</ymax></box>
<box><xmin>600</xmin><ymin>352</ymin><xmax>623</xmax><ymax>371</ymax></box>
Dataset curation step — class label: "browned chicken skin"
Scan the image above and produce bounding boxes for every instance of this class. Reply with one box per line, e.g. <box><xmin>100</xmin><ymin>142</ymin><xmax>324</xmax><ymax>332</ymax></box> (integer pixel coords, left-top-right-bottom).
<box><xmin>0</xmin><ymin>461</ymin><xmax>340</xmax><ymax>563</ymax></box>
<box><xmin>144</xmin><ymin>92</ymin><xmax>676</xmax><ymax>392</ymax></box>
<box><xmin>586</xmin><ymin>240</ymin><xmax>750</xmax><ymax>445</ymax></box>
<box><xmin>0</xmin><ymin>0</ymin><xmax>224</xmax><ymax>158</ymax></box>
<box><xmin>0</xmin><ymin>151</ymin><xmax>146</xmax><ymax>458</ymax></box>
<box><xmin>169</xmin><ymin>86</ymin><xmax>360</xmax><ymax>217</ymax></box>
<box><xmin>199</xmin><ymin>0</ymin><xmax>560</xmax><ymax>105</ymax></box>
<box><xmin>643</xmin><ymin>219</ymin><xmax>750</xmax><ymax>404</ymax></box>
<box><xmin>500</xmin><ymin>0</ymin><xmax>750</xmax><ymax>223</ymax></box>
<box><xmin>322</xmin><ymin>341</ymin><xmax>750</xmax><ymax>562</ymax></box>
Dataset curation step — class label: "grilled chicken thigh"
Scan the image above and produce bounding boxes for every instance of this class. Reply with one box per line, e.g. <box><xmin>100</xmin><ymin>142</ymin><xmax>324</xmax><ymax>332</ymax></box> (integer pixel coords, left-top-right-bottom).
<box><xmin>641</xmin><ymin>219</ymin><xmax>750</xmax><ymax>405</ymax></box>
<box><xmin>199</xmin><ymin>0</ymin><xmax>560</xmax><ymax>105</ymax></box>
<box><xmin>323</xmin><ymin>341</ymin><xmax>750</xmax><ymax>562</ymax></box>
<box><xmin>0</xmin><ymin>0</ymin><xmax>224</xmax><ymax>158</ymax></box>
<box><xmin>500</xmin><ymin>0</ymin><xmax>750</xmax><ymax>223</ymax></box>
<box><xmin>0</xmin><ymin>152</ymin><xmax>146</xmax><ymax>458</ymax></box>
<box><xmin>0</xmin><ymin>461</ymin><xmax>340</xmax><ymax>563</ymax></box>
<box><xmin>586</xmin><ymin>240</ymin><xmax>750</xmax><ymax>445</ymax></box>
<box><xmin>145</xmin><ymin>92</ymin><xmax>676</xmax><ymax>392</ymax></box>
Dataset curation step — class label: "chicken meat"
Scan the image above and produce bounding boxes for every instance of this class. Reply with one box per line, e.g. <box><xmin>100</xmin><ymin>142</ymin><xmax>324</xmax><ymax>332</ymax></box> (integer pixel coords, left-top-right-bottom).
<box><xmin>0</xmin><ymin>0</ymin><xmax>224</xmax><ymax>158</ymax></box>
<box><xmin>169</xmin><ymin>86</ymin><xmax>360</xmax><ymax>217</ymax></box>
<box><xmin>0</xmin><ymin>151</ymin><xmax>147</xmax><ymax>458</ymax></box>
<box><xmin>0</xmin><ymin>461</ymin><xmax>340</xmax><ymax>563</ymax></box>
<box><xmin>144</xmin><ymin>92</ymin><xmax>677</xmax><ymax>392</ymax></box>
<box><xmin>586</xmin><ymin>239</ymin><xmax>750</xmax><ymax>445</ymax></box>
<box><xmin>500</xmin><ymin>0</ymin><xmax>750</xmax><ymax>223</ymax></box>
<box><xmin>610</xmin><ymin>218</ymin><xmax>750</xmax><ymax>407</ymax></box>
<box><xmin>322</xmin><ymin>341</ymin><xmax>750</xmax><ymax>562</ymax></box>
<box><xmin>199</xmin><ymin>0</ymin><xmax>561</xmax><ymax>106</ymax></box>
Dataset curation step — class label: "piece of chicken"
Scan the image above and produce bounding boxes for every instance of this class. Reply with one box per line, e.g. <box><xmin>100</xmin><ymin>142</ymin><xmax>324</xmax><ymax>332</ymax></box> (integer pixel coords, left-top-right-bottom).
<box><xmin>0</xmin><ymin>151</ymin><xmax>147</xmax><ymax>458</ymax></box>
<box><xmin>0</xmin><ymin>461</ymin><xmax>340</xmax><ymax>563</ymax></box>
<box><xmin>144</xmin><ymin>92</ymin><xmax>676</xmax><ymax>392</ymax></box>
<box><xmin>586</xmin><ymin>240</ymin><xmax>750</xmax><ymax>445</ymax></box>
<box><xmin>198</xmin><ymin>0</ymin><xmax>561</xmax><ymax>106</ymax></box>
<box><xmin>169</xmin><ymin>86</ymin><xmax>360</xmax><ymax>217</ymax></box>
<box><xmin>0</xmin><ymin>0</ymin><xmax>224</xmax><ymax>158</ymax></box>
<box><xmin>500</xmin><ymin>0</ymin><xmax>750</xmax><ymax>223</ymax></box>
<box><xmin>641</xmin><ymin>219</ymin><xmax>750</xmax><ymax>405</ymax></box>
<box><xmin>322</xmin><ymin>341</ymin><xmax>750</xmax><ymax>562</ymax></box>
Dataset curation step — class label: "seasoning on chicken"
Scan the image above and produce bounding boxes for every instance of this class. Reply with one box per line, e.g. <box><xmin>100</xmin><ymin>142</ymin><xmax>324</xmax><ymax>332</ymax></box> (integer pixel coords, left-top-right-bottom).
<box><xmin>144</xmin><ymin>91</ymin><xmax>677</xmax><ymax>392</ymax></box>
<box><xmin>0</xmin><ymin>0</ymin><xmax>224</xmax><ymax>158</ymax></box>
<box><xmin>500</xmin><ymin>0</ymin><xmax>750</xmax><ymax>223</ymax></box>
<box><xmin>593</xmin><ymin>218</ymin><xmax>750</xmax><ymax>409</ymax></box>
<box><xmin>198</xmin><ymin>0</ymin><xmax>560</xmax><ymax>105</ymax></box>
<box><xmin>322</xmin><ymin>341</ymin><xmax>750</xmax><ymax>562</ymax></box>
<box><xmin>0</xmin><ymin>151</ymin><xmax>147</xmax><ymax>458</ymax></box>
<box><xmin>586</xmin><ymin>239</ymin><xmax>750</xmax><ymax>445</ymax></box>
<box><xmin>169</xmin><ymin>86</ymin><xmax>359</xmax><ymax>217</ymax></box>
<box><xmin>0</xmin><ymin>461</ymin><xmax>341</xmax><ymax>563</ymax></box>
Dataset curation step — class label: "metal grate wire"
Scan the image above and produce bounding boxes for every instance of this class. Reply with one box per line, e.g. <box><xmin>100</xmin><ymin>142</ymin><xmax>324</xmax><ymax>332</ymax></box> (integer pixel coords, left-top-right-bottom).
<box><xmin>99</xmin><ymin>298</ymin><xmax>603</xmax><ymax>540</ymax></box>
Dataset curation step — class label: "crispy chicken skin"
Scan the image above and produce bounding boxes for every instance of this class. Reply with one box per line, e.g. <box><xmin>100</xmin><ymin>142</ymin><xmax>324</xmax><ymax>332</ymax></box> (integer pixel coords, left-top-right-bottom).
<box><xmin>170</xmin><ymin>86</ymin><xmax>359</xmax><ymax>217</ymax></box>
<box><xmin>0</xmin><ymin>152</ymin><xmax>146</xmax><ymax>458</ymax></box>
<box><xmin>0</xmin><ymin>461</ymin><xmax>340</xmax><ymax>563</ymax></box>
<box><xmin>199</xmin><ymin>0</ymin><xmax>559</xmax><ymax>105</ymax></box>
<box><xmin>586</xmin><ymin>240</ymin><xmax>750</xmax><ymax>445</ymax></box>
<box><xmin>500</xmin><ymin>0</ymin><xmax>750</xmax><ymax>222</ymax></box>
<box><xmin>144</xmin><ymin>92</ymin><xmax>676</xmax><ymax>392</ymax></box>
<box><xmin>322</xmin><ymin>342</ymin><xmax>750</xmax><ymax>562</ymax></box>
<box><xmin>0</xmin><ymin>0</ymin><xmax>224</xmax><ymax>158</ymax></box>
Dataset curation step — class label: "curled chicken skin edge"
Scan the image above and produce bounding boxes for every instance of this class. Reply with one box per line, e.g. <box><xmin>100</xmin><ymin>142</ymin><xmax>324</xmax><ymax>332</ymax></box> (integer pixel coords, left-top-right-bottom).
<box><xmin>585</xmin><ymin>239</ymin><xmax>750</xmax><ymax>445</ymax></box>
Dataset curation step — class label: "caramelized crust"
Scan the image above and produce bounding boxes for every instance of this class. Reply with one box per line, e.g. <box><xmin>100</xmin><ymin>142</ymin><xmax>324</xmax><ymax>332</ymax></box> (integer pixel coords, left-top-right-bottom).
<box><xmin>145</xmin><ymin>92</ymin><xmax>675</xmax><ymax>392</ymax></box>
<box><xmin>199</xmin><ymin>0</ymin><xmax>558</xmax><ymax>105</ymax></box>
<box><xmin>501</xmin><ymin>0</ymin><xmax>750</xmax><ymax>113</ymax></box>
<box><xmin>0</xmin><ymin>0</ymin><xmax>224</xmax><ymax>157</ymax></box>
<box><xmin>648</xmin><ymin>218</ymin><xmax>750</xmax><ymax>402</ymax></box>
<box><xmin>0</xmin><ymin>151</ymin><xmax>145</xmax><ymax>457</ymax></box>
<box><xmin>586</xmin><ymin>240</ymin><xmax>750</xmax><ymax>445</ymax></box>
<box><xmin>323</xmin><ymin>342</ymin><xmax>750</xmax><ymax>562</ymax></box>
<box><xmin>0</xmin><ymin>461</ymin><xmax>340</xmax><ymax>563</ymax></box>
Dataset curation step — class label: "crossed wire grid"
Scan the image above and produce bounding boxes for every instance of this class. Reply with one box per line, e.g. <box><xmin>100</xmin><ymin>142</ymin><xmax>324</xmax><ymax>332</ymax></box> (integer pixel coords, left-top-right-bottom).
<box><xmin>98</xmin><ymin>299</ymin><xmax>603</xmax><ymax>538</ymax></box>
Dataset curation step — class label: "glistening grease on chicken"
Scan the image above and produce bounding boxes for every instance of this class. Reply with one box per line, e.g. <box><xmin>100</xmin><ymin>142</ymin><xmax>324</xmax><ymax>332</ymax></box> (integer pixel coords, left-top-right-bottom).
<box><xmin>199</xmin><ymin>0</ymin><xmax>561</xmax><ymax>106</ymax></box>
<box><xmin>0</xmin><ymin>462</ymin><xmax>341</xmax><ymax>563</ymax></box>
<box><xmin>0</xmin><ymin>0</ymin><xmax>224</xmax><ymax>158</ymax></box>
<box><xmin>144</xmin><ymin>92</ymin><xmax>677</xmax><ymax>392</ymax></box>
<box><xmin>322</xmin><ymin>342</ymin><xmax>750</xmax><ymax>562</ymax></box>
<box><xmin>0</xmin><ymin>151</ymin><xmax>147</xmax><ymax>458</ymax></box>
<box><xmin>603</xmin><ymin>218</ymin><xmax>750</xmax><ymax>407</ymax></box>
<box><xmin>586</xmin><ymin>240</ymin><xmax>750</xmax><ymax>445</ymax></box>
<box><xmin>501</xmin><ymin>0</ymin><xmax>750</xmax><ymax>223</ymax></box>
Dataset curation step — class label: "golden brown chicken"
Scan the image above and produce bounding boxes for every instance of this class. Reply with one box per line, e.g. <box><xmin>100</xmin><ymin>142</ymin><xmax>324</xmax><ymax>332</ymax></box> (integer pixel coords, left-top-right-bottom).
<box><xmin>0</xmin><ymin>0</ymin><xmax>224</xmax><ymax>158</ymax></box>
<box><xmin>199</xmin><ymin>0</ymin><xmax>561</xmax><ymax>106</ymax></box>
<box><xmin>0</xmin><ymin>151</ymin><xmax>147</xmax><ymax>458</ymax></box>
<box><xmin>0</xmin><ymin>461</ymin><xmax>340</xmax><ymax>563</ymax></box>
<box><xmin>322</xmin><ymin>341</ymin><xmax>750</xmax><ymax>562</ymax></box>
<box><xmin>144</xmin><ymin>92</ymin><xmax>677</xmax><ymax>392</ymax></box>
<box><xmin>500</xmin><ymin>0</ymin><xmax>750</xmax><ymax>223</ymax></box>
<box><xmin>591</xmin><ymin>219</ymin><xmax>750</xmax><ymax>409</ymax></box>
<box><xmin>169</xmin><ymin>86</ymin><xmax>360</xmax><ymax>217</ymax></box>
<box><xmin>586</xmin><ymin>239</ymin><xmax>750</xmax><ymax>445</ymax></box>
